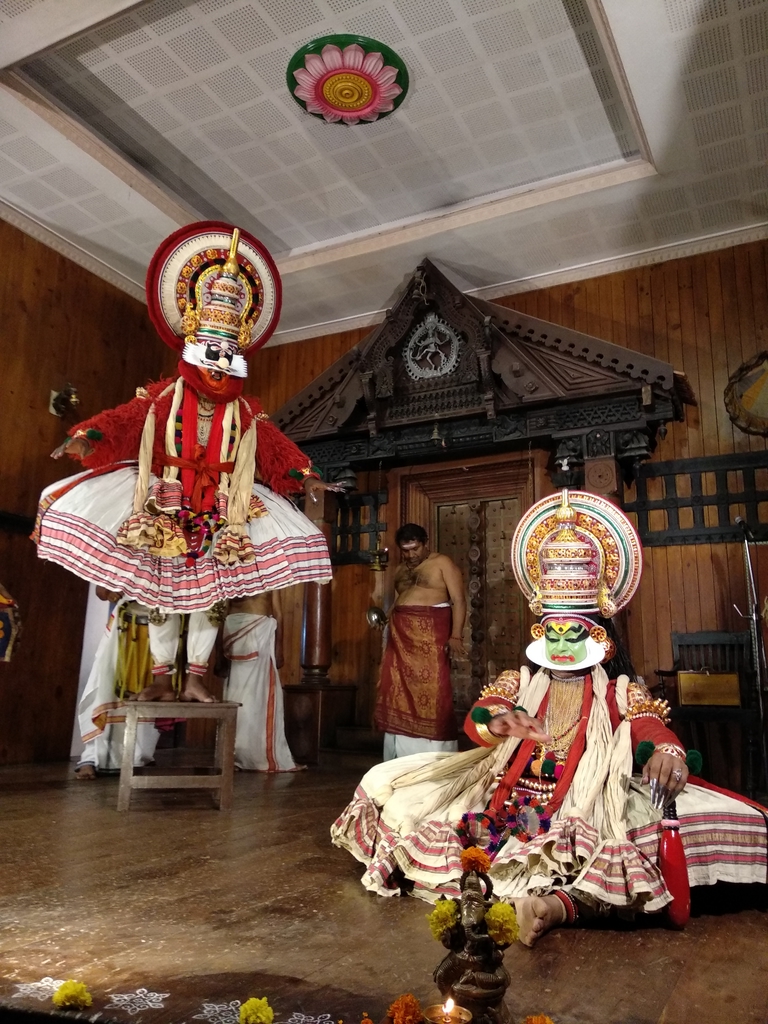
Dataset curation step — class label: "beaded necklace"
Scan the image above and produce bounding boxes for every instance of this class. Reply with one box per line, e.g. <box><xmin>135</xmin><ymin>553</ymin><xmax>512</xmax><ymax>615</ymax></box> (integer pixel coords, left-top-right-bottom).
<box><xmin>530</xmin><ymin>673</ymin><xmax>586</xmax><ymax>778</ymax></box>
<box><xmin>197</xmin><ymin>398</ymin><xmax>215</xmax><ymax>446</ymax></box>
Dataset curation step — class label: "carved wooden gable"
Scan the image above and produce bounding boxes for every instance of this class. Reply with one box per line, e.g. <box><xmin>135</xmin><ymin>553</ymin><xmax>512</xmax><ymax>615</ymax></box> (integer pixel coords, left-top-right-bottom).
<box><xmin>273</xmin><ymin>259</ymin><xmax>693</xmax><ymax>481</ymax></box>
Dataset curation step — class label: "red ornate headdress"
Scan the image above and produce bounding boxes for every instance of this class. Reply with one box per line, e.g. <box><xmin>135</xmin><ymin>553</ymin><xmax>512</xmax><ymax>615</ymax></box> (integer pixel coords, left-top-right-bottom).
<box><xmin>146</xmin><ymin>221</ymin><xmax>282</xmax><ymax>377</ymax></box>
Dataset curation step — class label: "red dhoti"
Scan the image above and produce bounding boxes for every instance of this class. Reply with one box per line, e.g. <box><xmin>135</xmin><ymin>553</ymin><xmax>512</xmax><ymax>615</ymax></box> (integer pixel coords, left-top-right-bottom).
<box><xmin>375</xmin><ymin>604</ymin><xmax>457</xmax><ymax>741</ymax></box>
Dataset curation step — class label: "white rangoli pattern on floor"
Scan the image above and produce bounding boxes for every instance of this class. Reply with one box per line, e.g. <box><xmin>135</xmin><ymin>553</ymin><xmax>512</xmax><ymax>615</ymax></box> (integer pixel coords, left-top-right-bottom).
<box><xmin>105</xmin><ymin>987</ymin><xmax>170</xmax><ymax>1015</ymax></box>
<box><xmin>11</xmin><ymin>977</ymin><xmax>65</xmax><ymax>1001</ymax></box>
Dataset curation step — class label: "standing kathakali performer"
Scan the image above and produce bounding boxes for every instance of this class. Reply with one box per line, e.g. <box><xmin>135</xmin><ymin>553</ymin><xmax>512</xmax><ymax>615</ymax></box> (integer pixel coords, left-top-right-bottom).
<box><xmin>332</xmin><ymin>489</ymin><xmax>768</xmax><ymax>944</ymax></box>
<box><xmin>0</xmin><ymin>580</ymin><xmax>21</xmax><ymax>662</ymax></box>
<box><xmin>34</xmin><ymin>221</ymin><xmax>336</xmax><ymax>702</ymax></box>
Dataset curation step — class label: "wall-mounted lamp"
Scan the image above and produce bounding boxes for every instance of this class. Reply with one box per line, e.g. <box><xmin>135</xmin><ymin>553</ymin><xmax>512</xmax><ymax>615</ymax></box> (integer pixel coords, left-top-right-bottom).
<box><xmin>369</xmin><ymin>545</ymin><xmax>389</xmax><ymax>572</ymax></box>
<box><xmin>49</xmin><ymin>384</ymin><xmax>80</xmax><ymax>418</ymax></box>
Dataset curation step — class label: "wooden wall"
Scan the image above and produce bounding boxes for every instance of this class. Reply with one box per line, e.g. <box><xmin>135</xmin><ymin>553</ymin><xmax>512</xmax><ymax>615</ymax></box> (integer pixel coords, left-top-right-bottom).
<box><xmin>3</xmin><ymin>225</ymin><xmax>766</xmax><ymax>761</ymax></box>
<box><xmin>498</xmin><ymin>242</ymin><xmax>768</xmax><ymax>684</ymax></box>
<box><xmin>0</xmin><ymin>220</ymin><xmax>175</xmax><ymax>764</ymax></box>
<box><xmin>256</xmin><ymin>240</ymin><xmax>768</xmax><ymax>699</ymax></box>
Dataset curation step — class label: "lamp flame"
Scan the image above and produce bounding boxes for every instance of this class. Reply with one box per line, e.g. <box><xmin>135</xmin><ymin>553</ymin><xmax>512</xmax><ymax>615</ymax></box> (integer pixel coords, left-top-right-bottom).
<box><xmin>442</xmin><ymin>1000</ymin><xmax>454</xmax><ymax>1016</ymax></box>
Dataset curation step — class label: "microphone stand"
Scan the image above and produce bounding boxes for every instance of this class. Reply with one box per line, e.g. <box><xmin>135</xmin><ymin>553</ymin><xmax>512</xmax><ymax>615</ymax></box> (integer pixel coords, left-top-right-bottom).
<box><xmin>734</xmin><ymin>520</ymin><xmax>768</xmax><ymax>792</ymax></box>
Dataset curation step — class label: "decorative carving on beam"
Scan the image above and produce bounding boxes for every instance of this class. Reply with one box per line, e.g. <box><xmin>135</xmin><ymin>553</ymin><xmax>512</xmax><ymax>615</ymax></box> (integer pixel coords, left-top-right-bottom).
<box><xmin>272</xmin><ymin>259</ymin><xmax>693</xmax><ymax>483</ymax></box>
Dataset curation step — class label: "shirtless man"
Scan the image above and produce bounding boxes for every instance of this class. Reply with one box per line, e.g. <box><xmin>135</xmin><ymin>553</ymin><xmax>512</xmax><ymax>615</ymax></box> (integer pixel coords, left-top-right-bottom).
<box><xmin>222</xmin><ymin>591</ymin><xmax>299</xmax><ymax>771</ymax></box>
<box><xmin>374</xmin><ymin>523</ymin><xmax>468</xmax><ymax>760</ymax></box>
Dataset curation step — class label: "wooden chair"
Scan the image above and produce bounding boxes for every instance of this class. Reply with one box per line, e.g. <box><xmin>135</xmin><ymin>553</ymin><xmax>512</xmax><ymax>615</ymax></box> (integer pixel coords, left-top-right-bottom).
<box><xmin>655</xmin><ymin>631</ymin><xmax>758</xmax><ymax>797</ymax></box>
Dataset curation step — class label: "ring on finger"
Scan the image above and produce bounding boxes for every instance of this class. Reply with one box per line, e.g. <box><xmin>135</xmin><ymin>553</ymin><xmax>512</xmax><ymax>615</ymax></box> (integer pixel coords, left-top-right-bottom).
<box><xmin>672</xmin><ymin>768</ymin><xmax>683</xmax><ymax>781</ymax></box>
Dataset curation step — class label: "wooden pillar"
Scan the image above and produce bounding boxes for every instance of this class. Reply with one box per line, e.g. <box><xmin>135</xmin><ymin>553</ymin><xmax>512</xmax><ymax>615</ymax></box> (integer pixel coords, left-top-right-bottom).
<box><xmin>301</xmin><ymin>490</ymin><xmax>337</xmax><ymax>684</ymax></box>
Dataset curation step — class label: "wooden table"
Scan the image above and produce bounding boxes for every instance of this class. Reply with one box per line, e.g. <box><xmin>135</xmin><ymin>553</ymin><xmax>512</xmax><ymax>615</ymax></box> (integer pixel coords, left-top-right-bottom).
<box><xmin>117</xmin><ymin>700</ymin><xmax>240</xmax><ymax>811</ymax></box>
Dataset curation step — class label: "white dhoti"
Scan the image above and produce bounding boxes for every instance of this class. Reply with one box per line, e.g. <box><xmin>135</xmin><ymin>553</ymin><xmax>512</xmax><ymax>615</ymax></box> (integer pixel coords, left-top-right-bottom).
<box><xmin>222</xmin><ymin>611</ymin><xmax>298</xmax><ymax>772</ymax></box>
<box><xmin>76</xmin><ymin>600</ymin><xmax>160</xmax><ymax>771</ymax></box>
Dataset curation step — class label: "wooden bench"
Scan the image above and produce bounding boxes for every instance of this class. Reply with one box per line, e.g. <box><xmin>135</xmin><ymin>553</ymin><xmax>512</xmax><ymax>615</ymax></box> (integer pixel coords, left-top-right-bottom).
<box><xmin>117</xmin><ymin>700</ymin><xmax>240</xmax><ymax>811</ymax></box>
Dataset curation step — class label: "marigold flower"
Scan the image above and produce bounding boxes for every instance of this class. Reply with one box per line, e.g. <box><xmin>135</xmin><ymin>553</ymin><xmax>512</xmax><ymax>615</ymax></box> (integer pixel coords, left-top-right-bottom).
<box><xmin>426</xmin><ymin>898</ymin><xmax>459</xmax><ymax>940</ymax></box>
<box><xmin>240</xmin><ymin>996</ymin><xmax>274</xmax><ymax>1024</ymax></box>
<box><xmin>485</xmin><ymin>901</ymin><xmax>519</xmax><ymax>946</ymax></box>
<box><xmin>52</xmin><ymin>980</ymin><xmax>92</xmax><ymax>1009</ymax></box>
<box><xmin>460</xmin><ymin>846</ymin><xmax>491</xmax><ymax>874</ymax></box>
<box><xmin>388</xmin><ymin>992</ymin><xmax>422</xmax><ymax>1024</ymax></box>
<box><xmin>523</xmin><ymin>1016</ymin><xmax>556</xmax><ymax>1024</ymax></box>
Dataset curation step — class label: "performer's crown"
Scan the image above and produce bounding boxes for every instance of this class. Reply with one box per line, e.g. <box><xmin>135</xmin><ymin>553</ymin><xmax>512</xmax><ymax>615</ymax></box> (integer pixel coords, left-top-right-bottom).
<box><xmin>513</xmin><ymin>488</ymin><xmax>642</xmax><ymax>619</ymax></box>
<box><xmin>194</xmin><ymin>229</ymin><xmax>249</xmax><ymax>350</ymax></box>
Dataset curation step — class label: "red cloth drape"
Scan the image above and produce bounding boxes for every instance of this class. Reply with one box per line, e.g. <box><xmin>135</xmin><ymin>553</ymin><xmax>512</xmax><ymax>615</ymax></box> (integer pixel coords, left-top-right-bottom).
<box><xmin>375</xmin><ymin>605</ymin><xmax>456</xmax><ymax>741</ymax></box>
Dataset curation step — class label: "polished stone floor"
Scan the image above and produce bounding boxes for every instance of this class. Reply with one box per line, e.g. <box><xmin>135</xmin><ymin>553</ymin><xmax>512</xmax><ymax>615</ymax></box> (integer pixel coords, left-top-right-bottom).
<box><xmin>0</xmin><ymin>752</ymin><xmax>766</xmax><ymax>1024</ymax></box>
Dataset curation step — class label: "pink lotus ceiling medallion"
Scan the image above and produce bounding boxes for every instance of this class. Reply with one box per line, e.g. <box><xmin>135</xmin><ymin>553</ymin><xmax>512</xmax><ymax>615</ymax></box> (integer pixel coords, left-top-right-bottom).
<box><xmin>287</xmin><ymin>35</ymin><xmax>409</xmax><ymax>125</ymax></box>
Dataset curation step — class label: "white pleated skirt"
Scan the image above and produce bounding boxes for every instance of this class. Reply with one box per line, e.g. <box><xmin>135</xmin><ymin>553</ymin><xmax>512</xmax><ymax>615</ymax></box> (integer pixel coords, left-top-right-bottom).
<box><xmin>35</xmin><ymin>464</ymin><xmax>331</xmax><ymax>611</ymax></box>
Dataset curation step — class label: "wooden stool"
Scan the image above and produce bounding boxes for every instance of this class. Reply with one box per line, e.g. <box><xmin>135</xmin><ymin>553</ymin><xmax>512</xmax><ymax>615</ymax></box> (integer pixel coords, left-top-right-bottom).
<box><xmin>117</xmin><ymin>701</ymin><xmax>240</xmax><ymax>811</ymax></box>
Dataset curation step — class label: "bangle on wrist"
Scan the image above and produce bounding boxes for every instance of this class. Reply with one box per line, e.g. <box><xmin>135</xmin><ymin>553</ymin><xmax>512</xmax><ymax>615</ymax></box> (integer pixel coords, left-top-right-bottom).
<box><xmin>290</xmin><ymin>465</ymin><xmax>323</xmax><ymax>482</ymax></box>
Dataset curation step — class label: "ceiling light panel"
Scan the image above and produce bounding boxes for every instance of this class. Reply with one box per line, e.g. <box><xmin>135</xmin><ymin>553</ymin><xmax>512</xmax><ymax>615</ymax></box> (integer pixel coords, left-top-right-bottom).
<box><xmin>18</xmin><ymin>0</ymin><xmax>640</xmax><ymax>255</ymax></box>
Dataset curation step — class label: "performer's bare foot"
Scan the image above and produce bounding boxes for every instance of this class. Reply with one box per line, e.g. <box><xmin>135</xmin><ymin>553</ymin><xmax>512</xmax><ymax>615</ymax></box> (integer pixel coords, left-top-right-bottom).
<box><xmin>126</xmin><ymin>674</ymin><xmax>176</xmax><ymax>701</ymax></box>
<box><xmin>75</xmin><ymin>764</ymin><xmax>96</xmax><ymax>781</ymax></box>
<box><xmin>180</xmin><ymin>674</ymin><xmax>215</xmax><ymax>702</ymax></box>
<box><xmin>514</xmin><ymin>895</ymin><xmax>567</xmax><ymax>946</ymax></box>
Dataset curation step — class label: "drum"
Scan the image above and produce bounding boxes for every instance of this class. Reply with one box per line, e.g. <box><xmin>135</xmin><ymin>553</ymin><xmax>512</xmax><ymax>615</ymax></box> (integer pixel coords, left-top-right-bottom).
<box><xmin>114</xmin><ymin>602</ymin><xmax>153</xmax><ymax>698</ymax></box>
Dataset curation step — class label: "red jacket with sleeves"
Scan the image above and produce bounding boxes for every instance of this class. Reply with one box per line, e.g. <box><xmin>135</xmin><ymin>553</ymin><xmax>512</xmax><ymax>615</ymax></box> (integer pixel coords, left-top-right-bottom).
<box><xmin>67</xmin><ymin>378</ymin><xmax>311</xmax><ymax>496</ymax></box>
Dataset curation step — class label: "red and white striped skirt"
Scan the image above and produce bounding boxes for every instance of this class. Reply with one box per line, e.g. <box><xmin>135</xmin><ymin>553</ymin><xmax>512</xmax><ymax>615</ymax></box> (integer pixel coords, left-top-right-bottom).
<box><xmin>35</xmin><ymin>464</ymin><xmax>331</xmax><ymax>611</ymax></box>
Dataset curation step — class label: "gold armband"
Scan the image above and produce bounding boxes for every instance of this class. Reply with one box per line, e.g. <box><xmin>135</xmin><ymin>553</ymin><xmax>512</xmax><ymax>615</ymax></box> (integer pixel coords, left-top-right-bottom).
<box><xmin>473</xmin><ymin>721</ymin><xmax>503</xmax><ymax>746</ymax></box>
<box><xmin>624</xmin><ymin>697</ymin><xmax>671</xmax><ymax>726</ymax></box>
<box><xmin>480</xmin><ymin>669</ymin><xmax>521</xmax><ymax>703</ymax></box>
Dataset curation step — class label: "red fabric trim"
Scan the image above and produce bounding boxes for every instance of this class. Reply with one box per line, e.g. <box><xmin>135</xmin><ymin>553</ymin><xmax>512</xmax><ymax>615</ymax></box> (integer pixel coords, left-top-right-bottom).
<box><xmin>265</xmin><ymin>660</ymin><xmax>277</xmax><ymax>772</ymax></box>
<box><xmin>488</xmin><ymin>735</ymin><xmax>538</xmax><ymax>819</ymax></box>
<box><xmin>630</xmin><ymin>715</ymin><xmax>683</xmax><ymax>750</ymax></box>
<box><xmin>37</xmin><ymin>511</ymin><xmax>331</xmax><ymax>606</ymax></box>
<box><xmin>547</xmin><ymin>678</ymin><xmax>594</xmax><ymax>815</ymax></box>
<box><xmin>487</xmin><ymin>675</ymin><xmax>594</xmax><ymax>819</ymax></box>
<box><xmin>177</xmin><ymin>386</ymin><xmax>227</xmax><ymax>512</ymax></box>
<box><xmin>552</xmin><ymin>888</ymin><xmax>578</xmax><ymax>924</ymax></box>
<box><xmin>463</xmin><ymin>695</ymin><xmax>517</xmax><ymax>747</ymax></box>
<box><xmin>69</xmin><ymin>374</ymin><xmax>306</xmax><ymax>498</ymax></box>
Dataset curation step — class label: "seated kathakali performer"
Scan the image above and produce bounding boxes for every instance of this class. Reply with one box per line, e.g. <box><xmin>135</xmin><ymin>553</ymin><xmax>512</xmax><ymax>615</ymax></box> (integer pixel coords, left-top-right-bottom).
<box><xmin>331</xmin><ymin>489</ymin><xmax>768</xmax><ymax>945</ymax></box>
<box><xmin>34</xmin><ymin>222</ymin><xmax>337</xmax><ymax>703</ymax></box>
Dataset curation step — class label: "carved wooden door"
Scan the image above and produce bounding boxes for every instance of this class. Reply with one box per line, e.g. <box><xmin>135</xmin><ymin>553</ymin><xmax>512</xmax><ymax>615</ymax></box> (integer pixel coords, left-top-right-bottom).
<box><xmin>437</xmin><ymin>496</ymin><xmax>525</xmax><ymax>708</ymax></box>
<box><xmin>390</xmin><ymin>451</ymin><xmax>547</xmax><ymax>713</ymax></box>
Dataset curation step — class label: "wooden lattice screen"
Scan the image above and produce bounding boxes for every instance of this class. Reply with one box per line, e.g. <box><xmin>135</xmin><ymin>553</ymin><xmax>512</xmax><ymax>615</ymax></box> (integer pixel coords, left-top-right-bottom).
<box><xmin>330</xmin><ymin>490</ymin><xmax>388</xmax><ymax>565</ymax></box>
<box><xmin>622</xmin><ymin>451</ymin><xmax>768</xmax><ymax>546</ymax></box>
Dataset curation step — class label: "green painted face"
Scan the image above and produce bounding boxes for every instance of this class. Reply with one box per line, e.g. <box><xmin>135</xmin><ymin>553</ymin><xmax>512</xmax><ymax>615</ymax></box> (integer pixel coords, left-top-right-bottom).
<box><xmin>544</xmin><ymin>620</ymin><xmax>589</xmax><ymax>665</ymax></box>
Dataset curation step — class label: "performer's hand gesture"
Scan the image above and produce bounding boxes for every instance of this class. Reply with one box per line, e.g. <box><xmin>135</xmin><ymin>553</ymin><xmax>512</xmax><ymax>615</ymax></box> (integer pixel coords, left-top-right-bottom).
<box><xmin>51</xmin><ymin>437</ymin><xmax>91</xmax><ymax>460</ymax></box>
<box><xmin>304</xmin><ymin>477</ymin><xmax>347</xmax><ymax>504</ymax></box>
<box><xmin>643</xmin><ymin>751</ymin><xmax>688</xmax><ymax>809</ymax></box>
<box><xmin>488</xmin><ymin>710</ymin><xmax>552</xmax><ymax>743</ymax></box>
